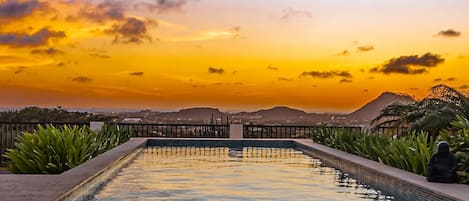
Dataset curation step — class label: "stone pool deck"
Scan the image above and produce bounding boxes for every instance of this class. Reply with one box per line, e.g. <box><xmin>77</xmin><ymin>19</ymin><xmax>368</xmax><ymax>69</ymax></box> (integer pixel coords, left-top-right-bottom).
<box><xmin>0</xmin><ymin>138</ymin><xmax>469</xmax><ymax>201</ymax></box>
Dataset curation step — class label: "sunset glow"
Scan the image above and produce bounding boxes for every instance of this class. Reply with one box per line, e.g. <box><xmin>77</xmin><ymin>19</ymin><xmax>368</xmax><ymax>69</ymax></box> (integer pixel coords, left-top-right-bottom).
<box><xmin>1</xmin><ymin>0</ymin><xmax>469</xmax><ymax>112</ymax></box>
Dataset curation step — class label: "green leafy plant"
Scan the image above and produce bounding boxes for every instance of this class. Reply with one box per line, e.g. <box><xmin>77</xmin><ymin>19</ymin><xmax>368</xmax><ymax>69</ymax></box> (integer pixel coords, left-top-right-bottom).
<box><xmin>439</xmin><ymin>115</ymin><xmax>469</xmax><ymax>184</ymax></box>
<box><xmin>311</xmin><ymin>128</ymin><xmax>434</xmax><ymax>176</ymax></box>
<box><xmin>4</xmin><ymin>124</ymin><xmax>131</xmax><ymax>174</ymax></box>
<box><xmin>94</xmin><ymin>124</ymin><xmax>131</xmax><ymax>156</ymax></box>
<box><xmin>4</xmin><ymin>125</ymin><xmax>97</xmax><ymax>174</ymax></box>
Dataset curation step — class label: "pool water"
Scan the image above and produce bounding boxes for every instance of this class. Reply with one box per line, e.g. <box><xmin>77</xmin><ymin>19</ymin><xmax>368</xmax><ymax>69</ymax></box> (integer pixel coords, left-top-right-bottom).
<box><xmin>85</xmin><ymin>147</ymin><xmax>394</xmax><ymax>201</ymax></box>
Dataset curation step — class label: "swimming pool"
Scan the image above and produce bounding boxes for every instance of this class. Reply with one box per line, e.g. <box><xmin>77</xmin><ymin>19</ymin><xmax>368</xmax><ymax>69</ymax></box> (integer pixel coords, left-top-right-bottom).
<box><xmin>78</xmin><ymin>146</ymin><xmax>394</xmax><ymax>201</ymax></box>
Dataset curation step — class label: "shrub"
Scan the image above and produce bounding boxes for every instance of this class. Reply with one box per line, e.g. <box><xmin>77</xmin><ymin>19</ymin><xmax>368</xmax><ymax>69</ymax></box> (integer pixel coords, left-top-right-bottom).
<box><xmin>311</xmin><ymin>127</ymin><xmax>434</xmax><ymax>176</ymax></box>
<box><xmin>4</xmin><ymin>124</ymin><xmax>131</xmax><ymax>174</ymax></box>
<box><xmin>94</xmin><ymin>124</ymin><xmax>131</xmax><ymax>156</ymax></box>
<box><xmin>4</xmin><ymin>125</ymin><xmax>97</xmax><ymax>174</ymax></box>
<box><xmin>439</xmin><ymin>115</ymin><xmax>469</xmax><ymax>184</ymax></box>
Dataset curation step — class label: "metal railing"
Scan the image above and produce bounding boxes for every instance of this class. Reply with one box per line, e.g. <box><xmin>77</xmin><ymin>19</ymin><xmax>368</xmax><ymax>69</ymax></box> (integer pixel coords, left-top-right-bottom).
<box><xmin>0</xmin><ymin>121</ymin><xmax>404</xmax><ymax>165</ymax></box>
<box><xmin>117</xmin><ymin>123</ymin><xmax>230</xmax><ymax>138</ymax></box>
<box><xmin>373</xmin><ymin>126</ymin><xmax>408</xmax><ymax>136</ymax></box>
<box><xmin>243</xmin><ymin>125</ymin><xmax>362</xmax><ymax>138</ymax></box>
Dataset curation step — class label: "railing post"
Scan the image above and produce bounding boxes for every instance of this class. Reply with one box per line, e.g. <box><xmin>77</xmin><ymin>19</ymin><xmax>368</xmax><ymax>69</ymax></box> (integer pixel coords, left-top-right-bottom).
<box><xmin>90</xmin><ymin>121</ymin><xmax>105</xmax><ymax>132</ymax></box>
<box><xmin>229</xmin><ymin>124</ymin><xmax>243</xmax><ymax>139</ymax></box>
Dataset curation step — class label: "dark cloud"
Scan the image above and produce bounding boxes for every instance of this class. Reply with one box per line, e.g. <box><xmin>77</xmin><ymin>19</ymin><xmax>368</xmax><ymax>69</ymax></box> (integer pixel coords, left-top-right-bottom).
<box><xmin>57</xmin><ymin>62</ymin><xmax>66</xmax><ymax>67</ymax></box>
<box><xmin>370</xmin><ymin>53</ymin><xmax>444</xmax><ymax>75</ymax></box>
<box><xmin>208</xmin><ymin>67</ymin><xmax>224</xmax><ymax>74</ymax></box>
<box><xmin>338</xmin><ymin>50</ymin><xmax>349</xmax><ymax>56</ymax></box>
<box><xmin>14</xmin><ymin>66</ymin><xmax>27</xmax><ymax>75</ymax></box>
<box><xmin>436</xmin><ymin>29</ymin><xmax>461</xmax><ymax>38</ymax></box>
<box><xmin>300</xmin><ymin>70</ymin><xmax>352</xmax><ymax>79</ymax></box>
<box><xmin>368</xmin><ymin>76</ymin><xmax>375</xmax><ymax>79</ymax></box>
<box><xmin>105</xmin><ymin>17</ymin><xmax>152</xmax><ymax>44</ymax></box>
<box><xmin>230</xmin><ymin>26</ymin><xmax>241</xmax><ymax>38</ymax></box>
<box><xmin>459</xmin><ymin>85</ymin><xmax>469</xmax><ymax>90</ymax></box>
<box><xmin>72</xmin><ymin>76</ymin><xmax>93</xmax><ymax>83</ymax></box>
<box><xmin>445</xmin><ymin>77</ymin><xmax>456</xmax><ymax>82</ymax></box>
<box><xmin>129</xmin><ymin>71</ymin><xmax>144</xmax><ymax>76</ymax></box>
<box><xmin>136</xmin><ymin>0</ymin><xmax>190</xmax><ymax>13</ymax></box>
<box><xmin>89</xmin><ymin>53</ymin><xmax>111</xmax><ymax>59</ymax></box>
<box><xmin>280</xmin><ymin>8</ymin><xmax>312</xmax><ymax>20</ymax></box>
<box><xmin>340</xmin><ymin>78</ymin><xmax>352</xmax><ymax>83</ymax></box>
<box><xmin>363</xmin><ymin>89</ymin><xmax>369</xmax><ymax>92</ymax></box>
<box><xmin>357</xmin><ymin>45</ymin><xmax>374</xmax><ymax>52</ymax></box>
<box><xmin>433</xmin><ymin>78</ymin><xmax>442</xmax><ymax>82</ymax></box>
<box><xmin>267</xmin><ymin>65</ymin><xmax>278</xmax><ymax>70</ymax></box>
<box><xmin>0</xmin><ymin>0</ymin><xmax>50</xmax><ymax>19</ymax></box>
<box><xmin>278</xmin><ymin>77</ymin><xmax>293</xmax><ymax>82</ymax></box>
<box><xmin>0</xmin><ymin>27</ymin><xmax>66</xmax><ymax>48</ymax></box>
<box><xmin>30</xmin><ymin>47</ymin><xmax>64</xmax><ymax>56</ymax></box>
<box><xmin>75</xmin><ymin>1</ymin><xmax>125</xmax><ymax>23</ymax></box>
<box><xmin>312</xmin><ymin>85</ymin><xmax>318</xmax><ymax>88</ymax></box>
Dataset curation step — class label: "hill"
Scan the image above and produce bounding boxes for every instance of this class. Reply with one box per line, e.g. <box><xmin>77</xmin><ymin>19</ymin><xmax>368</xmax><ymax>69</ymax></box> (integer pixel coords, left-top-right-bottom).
<box><xmin>346</xmin><ymin>92</ymin><xmax>415</xmax><ymax>124</ymax></box>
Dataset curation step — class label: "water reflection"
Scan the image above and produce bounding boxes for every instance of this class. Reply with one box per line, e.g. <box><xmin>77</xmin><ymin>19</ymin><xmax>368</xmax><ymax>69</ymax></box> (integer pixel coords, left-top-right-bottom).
<box><xmin>87</xmin><ymin>147</ymin><xmax>395</xmax><ymax>201</ymax></box>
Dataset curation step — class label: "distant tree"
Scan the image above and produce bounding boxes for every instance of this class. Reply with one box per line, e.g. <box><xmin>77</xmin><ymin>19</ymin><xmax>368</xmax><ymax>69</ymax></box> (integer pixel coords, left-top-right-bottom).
<box><xmin>0</xmin><ymin>107</ymin><xmax>110</xmax><ymax>123</ymax></box>
<box><xmin>372</xmin><ymin>84</ymin><xmax>469</xmax><ymax>136</ymax></box>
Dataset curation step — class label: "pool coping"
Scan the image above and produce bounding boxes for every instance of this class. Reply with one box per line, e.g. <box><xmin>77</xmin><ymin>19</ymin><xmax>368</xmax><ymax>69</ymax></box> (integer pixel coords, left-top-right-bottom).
<box><xmin>0</xmin><ymin>138</ymin><xmax>468</xmax><ymax>201</ymax></box>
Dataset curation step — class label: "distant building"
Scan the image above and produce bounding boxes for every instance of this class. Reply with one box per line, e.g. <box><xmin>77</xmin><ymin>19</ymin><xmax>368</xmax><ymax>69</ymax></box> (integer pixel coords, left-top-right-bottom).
<box><xmin>122</xmin><ymin>117</ymin><xmax>143</xmax><ymax>123</ymax></box>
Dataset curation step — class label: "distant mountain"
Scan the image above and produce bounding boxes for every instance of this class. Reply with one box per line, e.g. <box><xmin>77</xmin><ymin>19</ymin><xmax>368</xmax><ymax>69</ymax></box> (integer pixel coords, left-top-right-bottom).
<box><xmin>159</xmin><ymin>107</ymin><xmax>225</xmax><ymax>121</ymax></box>
<box><xmin>98</xmin><ymin>92</ymin><xmax>415</xmax><ymax>125</ymax></box>
<box><xmin>250</xmin><ymin>106</ymin><xmax>307</xmax><ymax>120</ymax></box>
<box><xmin>347</xmin><ymin>92</ymin><xmax>415</xmax><ymax>124</ymax></box>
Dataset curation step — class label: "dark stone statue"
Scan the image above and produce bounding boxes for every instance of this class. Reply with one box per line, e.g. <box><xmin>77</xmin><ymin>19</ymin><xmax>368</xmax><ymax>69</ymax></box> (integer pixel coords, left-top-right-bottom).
<box><xmin>426</xmin><ymin>141</ymin><xmax>457</xmax><ymax>183</ymax></box>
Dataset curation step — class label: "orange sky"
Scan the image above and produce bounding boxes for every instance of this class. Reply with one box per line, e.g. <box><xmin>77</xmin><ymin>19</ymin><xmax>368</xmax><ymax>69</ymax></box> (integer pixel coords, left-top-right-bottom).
<box><xmin>1</xmin><ymin>0</ymin><xmax>468</xmax><ymax>112</ymax></box>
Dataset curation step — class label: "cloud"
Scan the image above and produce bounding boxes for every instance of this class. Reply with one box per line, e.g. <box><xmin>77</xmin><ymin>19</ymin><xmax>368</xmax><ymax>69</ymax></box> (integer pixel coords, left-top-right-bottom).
<box><xmin>30</xmin><ymin>47</ymin><xmax>64</xmax><ymax>56</ymax></box>
<box><xmin>136</xmin><ymin>0</ymin><xmax>190</xmax><ymax>13</ymax></box>
<box><xmin>339</xmin><ymin>78</ymin><xmax>352</xmax><ymax>83</ymax></box>
<box><xmin>300</xmin><ymin>70</ymin><xmax>352</xmax><ymax>79</ymax></box>
<box><xmin>278</xmin><ymin>77</ymin><xmax>293</xmax><ymax>82</ymax></box>
<box><xmin>459</xmin><ymin>85</ymin><xmax>469</xmax><ymax>90</ymax></box>
<box><xmin>57</xmin><ymin>62</ymin><xmax>66</xmax><ymax>67</ymax></box>
<box><xmin>0</xmin><ymin>27</ymin><xmax>66</xmax><ymax>48</ymax></box>
<box><xmin>357</xmin><ymin>45</ymin><xmax>374</xmax><ymax>52</ymax></box>
<box><xmin>267</xmin><ymin>65</ymin><xmax>278</xmax><ymax>70</ymax></box>
<box><xmin>409</xmin><ymin>87</ymin><xmax>419</xmax><ymax>91</ymax></box>
<box><xmin>105</xmin><ymin>17</ymin><xmax>152</xmax><ymax>44</ymax></box>
<box><xmin>89</xmin><ymin>53</ymin><xmax>111</xmax><ymax>59</ymax></box>
<box><xmin>370</xmin><ymin>52</ymin><xmax>444</xmax><ymax>75</ymax></box>
<box><xmin>0</xmin><ymin>0</ymin><xmax>50</xmax><ymax>20</ymax></box>
<box><xmin>445</xmin><ymin>77</ymin><xmax>456</xmax><ymax>82</ymax></box>
<box><xmin>436</xmin><ymin>29</ymin><xmax>461</xmax><ymax>38</ymax></box>
<box><xmin>280</xmin><ymin>8</ymin><xmax>312</xmax><ymax>20</ymax></box>
<box><xmin>74</xmin><ymin>0</ymin><xmax>125</xmax><ymax>23</ymax></box>
<box><xmin>72</xmin><ymin>76</ymin><xmax>93</xmax><ymax>83</ymax></box>
<box><xmin>435</xmin><ymin>77</ymin><xmax>457</xmax><ymax>83</ymax></box>
<box><xmin>338</xmin><ymin>50</ymin><xmax>349</xmax><ymax>56</ymax></box>
<box><xmin>14</xmin><ymin>66</ymin><xmax>27</xmax><ymax>75</ymax></box>
<box><xmin>129</xmin><ymin>71</ymin><xmax>144</xmax><ymax>76</ymax></box>
<box><xmin>208</xmin><ymin>67</ymin><xmax>224</xmax><ymax>74</ymax></box>
<box><xmin>230</xmin><ymin>26</ymin><xmax>241</xmax><ymax>38</ymax></box>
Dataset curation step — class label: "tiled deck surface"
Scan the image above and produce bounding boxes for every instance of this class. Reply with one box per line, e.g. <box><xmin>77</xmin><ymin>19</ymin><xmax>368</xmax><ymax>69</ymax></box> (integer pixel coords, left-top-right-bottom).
<box><xmin>1</xmin><ymin>138</ymin><xmax>469</xmax><ymax>201</ymax></box>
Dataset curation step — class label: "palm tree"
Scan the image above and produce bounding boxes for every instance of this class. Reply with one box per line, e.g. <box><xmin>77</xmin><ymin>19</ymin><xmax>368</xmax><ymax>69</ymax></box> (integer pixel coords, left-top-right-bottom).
<box><xmin>372</xmin><ymin>84</ymin><xmax>469</xmax><ymax>136</ymax></box>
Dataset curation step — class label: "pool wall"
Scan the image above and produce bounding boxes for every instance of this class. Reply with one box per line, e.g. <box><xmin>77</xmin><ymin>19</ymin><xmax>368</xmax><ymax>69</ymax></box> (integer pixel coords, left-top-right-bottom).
<box><xmin>295</xmin><ymin>140</ymin><xmax>467</xmax><ymax>201</ymax></box>
<box><xmin>1</xmin><ymin>138</ymin><xmax>469</xmax><ymax>201</ymax></box>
